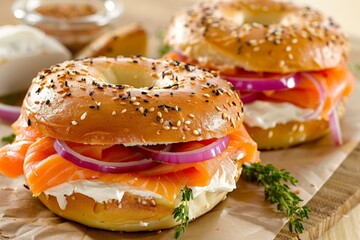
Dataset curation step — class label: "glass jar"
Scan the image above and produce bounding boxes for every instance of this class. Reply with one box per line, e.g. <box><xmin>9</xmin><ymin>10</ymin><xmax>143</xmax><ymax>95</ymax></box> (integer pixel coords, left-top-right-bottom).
<box><xmin>12</xmin><ymin>0</ymin><xmax>123</xmax><ymax>54</ymax></box>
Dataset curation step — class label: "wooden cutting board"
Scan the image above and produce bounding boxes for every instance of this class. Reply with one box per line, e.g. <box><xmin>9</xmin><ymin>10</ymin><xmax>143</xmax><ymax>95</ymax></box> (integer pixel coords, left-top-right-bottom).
<box><xmin>276</xmin><ymin>143</ymin><xmax>360</xmax><ymax>240</ymax></box>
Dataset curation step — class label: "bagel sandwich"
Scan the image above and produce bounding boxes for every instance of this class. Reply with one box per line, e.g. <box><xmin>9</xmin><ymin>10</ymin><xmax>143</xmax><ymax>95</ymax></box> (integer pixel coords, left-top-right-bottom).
<box><xmin>164</xmin><ymin>0</ymin><xmax>354</xmax><ymax>149</ymax></box>
<box><xmin>0</xmin><ymin>56</ymin><xmax>259</xmax><ymax>232</ymax></box>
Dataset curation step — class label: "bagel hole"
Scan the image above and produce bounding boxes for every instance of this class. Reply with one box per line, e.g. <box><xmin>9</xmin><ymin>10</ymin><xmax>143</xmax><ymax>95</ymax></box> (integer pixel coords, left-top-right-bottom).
<box><xmin>92</xmin><ymin>64</ymin><xmax>157</xmax><ymax>88</ymax></box>
<box><xmin>243</xmin><ymin>11</ymin><xmax>288</xmax><ymax>24</ymax></box>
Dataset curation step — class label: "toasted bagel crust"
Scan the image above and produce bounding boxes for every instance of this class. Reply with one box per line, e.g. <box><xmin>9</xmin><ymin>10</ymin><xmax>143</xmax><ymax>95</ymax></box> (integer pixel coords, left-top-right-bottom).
<box><xmin>23</xmin><ymin>57</ymin><xmax>244</xmax><ymax>145</ymax></box>
<box><xmin>38</xmin><ymin>190</ymin><xmax>229</xmax><ymax>231</ymax></box>
<box><xmin>247</xmin><ymin>119</ymin><xmax>329</xmax><ymax>149</ymax></box>
<box><xmin>165</xmin><ymin>0</ymin><xmax>348</xmax><ymax>73</ymax></box>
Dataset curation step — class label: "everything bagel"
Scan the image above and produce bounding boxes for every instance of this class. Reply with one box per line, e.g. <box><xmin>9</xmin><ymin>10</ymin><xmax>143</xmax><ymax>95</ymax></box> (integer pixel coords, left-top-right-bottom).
<box><xmin>164</xmin><ymin>0</ymin><xmax>354</xmax><ymax>149</ymax></box>
<box><xmin>1</xmin><ymin>56</ymin><xmax>259</xmax><ymax>232</ymax></box>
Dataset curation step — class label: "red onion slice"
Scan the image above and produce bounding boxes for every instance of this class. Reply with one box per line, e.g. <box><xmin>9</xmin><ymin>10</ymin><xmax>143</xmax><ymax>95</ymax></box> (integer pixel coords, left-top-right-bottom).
<box><xmin>301</xmin><ymin>73</ymin><xmax>326</xmax><ymax>120</ymax></box>
<box><xmin>329</xmin><ymin>104</ymin><xmax>342</xmax><ymax>146</ymax></box>
<box><xmin>54</xmin><ymin>140</ymin><xmax>159</xmax><ymax>173</ymax></box>
<box><xmin>240</xmin><ymin>92</ymin><xmax>262</xmax><ymax>104</ymax></box>
<box><xmin>222</xmin><ymin>73</ymin><xmax>301</xmax><ymax>91</ymax></box>
<box><xmin>0</xmin><ymin>104</ymin><xmax>21</xmax><ymax>122</ymax></box>
<box><xmin>136</xmin><ymin>136</ymin><xmax>230</xmax><ymax>164</ymax></box>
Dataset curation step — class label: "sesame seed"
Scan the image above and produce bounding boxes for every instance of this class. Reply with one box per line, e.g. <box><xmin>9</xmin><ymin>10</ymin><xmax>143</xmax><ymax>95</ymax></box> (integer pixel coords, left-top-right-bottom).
<box><xmin>149</xmin><ymin>107</ymin><xmax>155</xmax><ymax>112</ymax></box>
<box><xmin>163</xmin><ymin>126</ymin><xmax>170</xmax><ymax>130</ymax></box>
<box><xmin>299</xmin><ymin>124</ymin><xmax>304</xmax><ymax>132</ymax></box>
<box><xmin>80</xmin><ymin>112</ymin><xmax>87</xmax><ymax>120</ymax></box>
<box><xmin>203</xmin><ymin>93</ymin><xmax>210</xmax><ymax>98</ymax></box>
<box><xmin>268</xmin><ymin>131</ymin><xmax>273</xmax><ymax>138</ymax></box>
<box><xmin>292</xmin><ymin>125</ymin><xmax>298</xmax><ymax>132</ymax></box>
<box><xmin>193</xmin><ymin>129</ymin><xmax>200</xmax><ymax>136</ymax></box>
<box><xmin>222</xmin><ymin>112</ymin><xmax>228</xmax><ymax>119</ymax></box>
<box><xmin>286</xmin><ymin>46</ymin><xmax>292</xmax><ymax>52</ymax></box>
<box><xmin>151</xmin><ymin>122</ymin><xmax>158</xmax><ymax>126</ymax></box>
<box><xmin>231</xmin><ymin>118</ymin><xmax>236</xmax><ymax>128</ymax></box>
<box><xmin>215</xmin><ymin>106</ymin><xmax>221</xmax><ymax>112</ymax></box>
<box><xmin>112</xmin><ymin>111</ymin><xmax>117</xmax><ymax>116</ymax></box>
<box><xmin>291</xmin><ymin>38</ymin><xmax>298</xmax><ymax>44</ymax></box>
<box><xmin>164</xmin><ymin>108</ymin><xmax>169</xmax><ymax>113</ymax></box>
<box><xmin>71</xmin><ymin>120</ymin><xmax>78</xmax><ymax>126</ymax></box>
<box><xmin>121</xmin><ymin>109</ymin><xmax>127</xmax><ymax>113</ymax></box>
<box><xmin>120</xmin><ymin>102</ymin><xmax>126</xmax><ymax>105</ymax></box>
<box><xmin>133</xmin><ymin>102</ymin><xmax>140</xmax><ymax>106</ymax></box>
<box><xmin>189</xmin><ymin>114</ymin><xmax>195</xmax><ymax>118</ymax></box>
<box><xmin>176</xmin><ymin>120</ymin><xmax>181</xmax><ymax>127</ymax></box>
<box><xmin>157</xmin><ymin>112</ymin><xmax>162</xmax><ymax>118</ymax></box>
<box><xmin>185</xmin><ymin>120</ymin><xmax>191</xmax><ymax>125</ymax></box>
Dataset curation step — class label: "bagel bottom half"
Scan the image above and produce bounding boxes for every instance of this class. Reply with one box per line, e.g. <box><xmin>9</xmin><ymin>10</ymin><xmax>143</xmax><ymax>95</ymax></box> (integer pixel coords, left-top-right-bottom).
<box><xmin>37</xmin><ymin>190</ymin><xmax>229</xmax><ymax>232</ymax></box>
<box><xmin>245</xmin><ymin>100</ymin><xmax>346</xmax><ymax>150</ymax></box>
<box><xmin>37</xmin><ymin>181</ymin><xmax>233</xmax><ymax>232</ymax></box>
<box><xmin>246</xmin><ymin>119</ymin><xmax>330</xmax><ymax>150</ymax></box>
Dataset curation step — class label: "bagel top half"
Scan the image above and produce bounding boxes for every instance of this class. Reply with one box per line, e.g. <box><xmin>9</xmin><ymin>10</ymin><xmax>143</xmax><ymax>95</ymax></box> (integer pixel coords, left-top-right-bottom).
<box><xmin>23</xmin><ymin>56</ymin><xmax>244</xmax><ymax>145</ymax></box>
<box><xmin>165</xmin><ymin>0</ymin><xmax>349</xmax><ymax>73</ymax></box>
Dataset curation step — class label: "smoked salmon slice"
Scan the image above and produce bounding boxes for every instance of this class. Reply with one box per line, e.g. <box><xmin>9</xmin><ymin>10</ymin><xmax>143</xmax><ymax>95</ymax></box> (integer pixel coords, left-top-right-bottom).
<box><xmin>164</xmin><ymin>51</ymin><xmax>355</xmax><ymax>118</ymax></box>
<box><xmin>19</xmin><ymin>125</ymin><xmax>257</xmax><ymax>203</ymax></box>
<box><xmin>258</xmin><ymin>66</ymin><xmax>354</xmax><ymax>118</ymax></box>
<box><xmin>0</xmin><ymin>117</ymin><xmax>42</xmax><ymax>178</ymax></box>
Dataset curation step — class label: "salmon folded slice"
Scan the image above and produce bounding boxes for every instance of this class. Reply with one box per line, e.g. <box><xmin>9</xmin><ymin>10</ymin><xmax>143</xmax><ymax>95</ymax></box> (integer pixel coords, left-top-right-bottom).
<box><xmin>0</xmin><ymin>120</ymin><xmax>258</xmax><ymax>203</ymax></box>
<box><xmin>259</xmin><ymin>66</ymin><xmax>354</xmax><ymax>118</ymax></box>
<box><xmin>164</xmin><ymin>52</ymin><xmax>355</xmax><ymax>118</ymax></box>
<box><xmin>0</xmin><ymin>118</ymin><xmax>42</xmax><ymax>178</ymax></box>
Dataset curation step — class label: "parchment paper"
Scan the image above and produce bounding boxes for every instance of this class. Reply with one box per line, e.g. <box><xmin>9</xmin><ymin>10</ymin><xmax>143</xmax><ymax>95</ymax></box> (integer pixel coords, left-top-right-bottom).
<box><xmin>0</xmin><ymin>44</ymin><xmax>359</xmax><ymax>240</ymax></box>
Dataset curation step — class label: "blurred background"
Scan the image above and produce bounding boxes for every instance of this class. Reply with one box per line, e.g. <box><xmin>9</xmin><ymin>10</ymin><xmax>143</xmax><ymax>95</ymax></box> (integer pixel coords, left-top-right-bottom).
<box><xmin>3</xmin><ymin>0</ymin><xmax>359</xmax><ymax>63</ymax></box>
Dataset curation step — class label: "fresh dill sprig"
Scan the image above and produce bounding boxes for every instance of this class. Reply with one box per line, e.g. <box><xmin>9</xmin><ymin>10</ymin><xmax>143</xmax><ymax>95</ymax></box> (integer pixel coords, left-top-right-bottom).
<box><xmin>242</xmin><ymin>162</ymin><xmax>311</xmax><ymax>235</ymax></box>
<box><xmin>173</xmin><ymin>187</ymin><xmax>194</xmax><ymax>239</ymax></box>
<box><xmin>1</xmin><ymin>133</ymin><xmax>16</xmax><ymax>143</ymax></box>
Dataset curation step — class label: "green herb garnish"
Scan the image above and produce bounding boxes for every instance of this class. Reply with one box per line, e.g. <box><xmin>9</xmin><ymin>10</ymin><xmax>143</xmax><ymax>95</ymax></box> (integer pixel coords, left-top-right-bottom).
<box><xmin>157</xmin><ymin>30</ymin><xmax>173</xmax><ymax>57</ymax></box>
<box><xmin>0</xmin><ymin>90</ymin><xmax>27</xmax><ymax>106</ymax></box>
<box><xmin>173</xmin><ymin>187</ymin><xmax>194</xmax><ymax>239</ymax></box>
<box><xmin>349</xmin><ymin>63</ymin><xmax>360</xmax><ymax>76</ymax></box>
<box><xmin>242</xmin><ymin>162</ymin><xmax>310</xmax><ymax>235</ymax></box>
<box><xmin>158</xmin><ymin>44</ymin><xmax>173</xmax><ymax>57</ymax></box>
<box><xmin>1</xmin><ymin>133</ymin><xmax>16</xmax><ymax>143</ymax></box>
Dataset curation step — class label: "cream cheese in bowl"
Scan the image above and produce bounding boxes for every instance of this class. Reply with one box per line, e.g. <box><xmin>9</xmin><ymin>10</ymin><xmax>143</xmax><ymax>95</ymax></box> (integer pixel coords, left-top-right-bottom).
<box><xmin>0</xmin><ymin>25</ymin><xmax>71</xmax><ymax>97</ymax></box>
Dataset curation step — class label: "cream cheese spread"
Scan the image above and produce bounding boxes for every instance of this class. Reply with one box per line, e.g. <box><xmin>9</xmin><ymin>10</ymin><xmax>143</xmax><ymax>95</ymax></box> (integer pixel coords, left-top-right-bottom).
<box><xmin>44</xmin><ymin>157</ymin><xmax>239</xmax><ymax>210</ymax></box>
<box><xmin>243</xmin><ymin>100</ymin><xmax>314</xmax><ymax>129</ymax></box>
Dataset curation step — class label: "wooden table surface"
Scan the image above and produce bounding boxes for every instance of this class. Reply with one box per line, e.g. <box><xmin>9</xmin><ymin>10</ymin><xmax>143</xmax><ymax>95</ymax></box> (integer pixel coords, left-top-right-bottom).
<box><xmin>0</xmin><ymin>0</ymin><xmax>359</xmax><ymax>239</ymax></box>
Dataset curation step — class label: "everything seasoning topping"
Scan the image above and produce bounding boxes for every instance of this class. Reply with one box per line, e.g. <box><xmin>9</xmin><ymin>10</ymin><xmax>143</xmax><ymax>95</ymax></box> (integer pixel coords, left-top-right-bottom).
<box><xmin>166</xmin><ymin>0</ymin><xmax>347</xmax><ymax>72</ymax></box>
<box><xmin>26</xmin><ymin>57</ymin><xmax>243</xmax><ymax>141</ymax></box>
